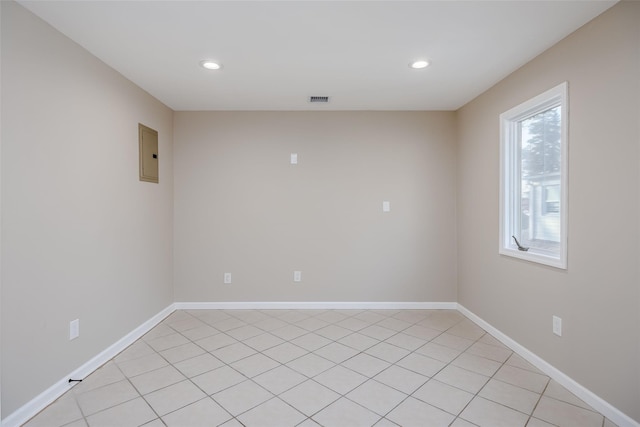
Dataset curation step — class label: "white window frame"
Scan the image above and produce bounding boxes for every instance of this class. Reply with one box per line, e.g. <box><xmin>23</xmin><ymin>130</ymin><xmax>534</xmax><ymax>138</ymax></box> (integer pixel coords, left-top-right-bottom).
<box><xmin>499</xmin><ymin>82</ymin><xmax>568</xmax><ymax>269</ymax></box>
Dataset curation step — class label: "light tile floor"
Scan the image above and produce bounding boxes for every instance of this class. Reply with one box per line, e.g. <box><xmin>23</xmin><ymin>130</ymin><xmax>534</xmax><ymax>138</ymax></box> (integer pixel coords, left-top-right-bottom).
<box><xmin>24</xmin><ymin>309</ymin><xmax>619</xmax><ymax>427</ymax></box>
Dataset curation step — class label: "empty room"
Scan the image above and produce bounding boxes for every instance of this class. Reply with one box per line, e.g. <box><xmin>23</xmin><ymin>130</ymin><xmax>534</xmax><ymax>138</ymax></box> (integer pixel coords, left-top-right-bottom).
<box><xmin>1</xmin><ymin>1</ymin><xmax>639</xmax><ymax>426</ymax></box>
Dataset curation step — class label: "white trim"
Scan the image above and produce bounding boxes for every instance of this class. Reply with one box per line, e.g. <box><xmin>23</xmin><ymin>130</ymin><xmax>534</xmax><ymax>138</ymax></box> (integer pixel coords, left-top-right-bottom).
<box><xmin>457</xmin><ymin>304</ymin><xmax>639</xmax><ymax>427</ymax></box>
<box><xmin>1</xmin><ymin>304</ymin><xmax>175</xmax><ymax>427</ymax></box>
<box><xmin>175</xmin><ymin>301</ymin><xmax>458</xmax><ymax>310</ymax></box>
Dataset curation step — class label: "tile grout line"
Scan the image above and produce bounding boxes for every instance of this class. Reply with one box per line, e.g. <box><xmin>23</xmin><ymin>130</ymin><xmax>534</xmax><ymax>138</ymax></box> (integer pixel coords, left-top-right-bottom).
<box><xmin>117</xmin><ymin>341</ymin><xmax>172</xmax><ymax>427</ymax></box>
<box><xmin>218</xmin><ymin>310</ymin><xmax>346</xmax><ymax>425</ymax></box>
<box><xmin>108</xmin><ymin>311</ymin><xmax>224</xmax><ymax>425</ymax></box>
<box><xmin>448</xmin><ymin>333</ymin><xmax>517</xmax><ymax>426</ymax></box>
<box><xmin>214</xmin><ymin>308</ymin><xmax>428</xmax><ymax>426</ymax></box>
<box><xmin>155</xmin><ymin>309</ymin><xmax>360</xmax><ymax>425</ymax></box>
<box><xmin>524</xmin><ymin>380</ymin><xmax>558</xmax><ymax>427</ymax></box>
<box><xmin>383</xmin><ymin>326</ymin><xmax>491</xmax><ymax>426</ymax></box>
<box><xmin>73</xmin><ymin>361</ymin><xmax>159</xmax><ymax>426</ymax></box>
<box><xmin>331</xmin><ymin>310</ymin><xmax>470</xmax><ymax>425</ymax></box>
<box><xmin>285</xmin><ymin>310</ymin><xmax>469</xmax><ymax>426</ymax></box>
<box><xmin>154</xmin><ymin>313</ymin><xmax>241</xmax><ymax>425</ymax></box>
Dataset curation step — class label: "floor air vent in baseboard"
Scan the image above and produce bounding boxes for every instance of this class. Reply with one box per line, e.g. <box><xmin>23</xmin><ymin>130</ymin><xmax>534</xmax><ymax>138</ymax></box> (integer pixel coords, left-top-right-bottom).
<box><xmin>308</xmin><ymin>96</ymin><xmax>330</xmax><ymax>103</ymax></box>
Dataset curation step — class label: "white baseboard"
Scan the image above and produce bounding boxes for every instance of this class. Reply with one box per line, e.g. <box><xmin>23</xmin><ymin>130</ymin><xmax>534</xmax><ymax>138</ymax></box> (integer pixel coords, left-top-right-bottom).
<box><xmin>174</xmin><ymin>301</ymin><xmax>458</xmax><ymax>310</ymax></box>
<box><xmin>457</xmin><ymin>304</ymin><xmax>639</xmax><ymax>427</ymax></box>
<box><xmin>1</xmin><ymin>304</ymin><xmax>175</xmax><ymax>427</ymax></box>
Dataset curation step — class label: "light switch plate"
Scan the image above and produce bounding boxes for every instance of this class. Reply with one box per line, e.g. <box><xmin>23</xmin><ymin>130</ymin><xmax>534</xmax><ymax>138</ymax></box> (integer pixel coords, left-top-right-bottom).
<box><xmin>224</xmin><ymin>273</ymin><xmax>232</xmax><ymax>284</ymax></box>
<box><xmin>552</xmin><ymin>315</ymin><xmax>562</xmax><ymax>336</ymax></box>
<box><xmin>293</xmin><ymin>271</ymin><xmax>302</xmax><ymax>282</ymax></box>
<box><xmin>290</xmin><ymin>153</ymin><xmax>298</xmax><ymax>164</ymax></box>
<box><xmin>382</xmin><ymin>201</ymin><xmax>391</xmax><ymax>212</ymax></box>
<box><xmin>69</xmin><ymin>319</ymin><xmax>80</xmax><ymax>340</ymax></box>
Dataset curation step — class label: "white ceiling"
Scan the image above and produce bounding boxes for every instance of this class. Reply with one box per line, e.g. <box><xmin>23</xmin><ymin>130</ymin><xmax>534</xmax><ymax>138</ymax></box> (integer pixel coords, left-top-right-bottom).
<box><xmin>19</xmin><ymin>1</ymin><xmax>616</xmax><ymax>111</ymax></box>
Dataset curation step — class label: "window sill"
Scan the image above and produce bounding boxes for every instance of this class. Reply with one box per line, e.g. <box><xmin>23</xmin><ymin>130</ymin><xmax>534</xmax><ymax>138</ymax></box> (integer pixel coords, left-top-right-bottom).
<box><xmin>499</xmin><ymin>247</ymin><xmax>567</xmax><ymax>270</ymax></box>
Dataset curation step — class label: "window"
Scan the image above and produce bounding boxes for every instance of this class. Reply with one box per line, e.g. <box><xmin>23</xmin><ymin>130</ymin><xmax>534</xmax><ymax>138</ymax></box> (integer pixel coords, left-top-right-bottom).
<box><xmin>500</xmin><ymin>82</ymin><xmax>568</xmax><ymax>269</ymax></box>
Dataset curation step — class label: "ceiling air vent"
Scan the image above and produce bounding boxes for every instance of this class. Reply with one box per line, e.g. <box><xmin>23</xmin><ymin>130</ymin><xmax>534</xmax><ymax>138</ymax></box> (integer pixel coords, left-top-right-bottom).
<box><xmin>308</xmin><ymin>96</ymin><xmax>330</xmax><ymax>103</ymax></box>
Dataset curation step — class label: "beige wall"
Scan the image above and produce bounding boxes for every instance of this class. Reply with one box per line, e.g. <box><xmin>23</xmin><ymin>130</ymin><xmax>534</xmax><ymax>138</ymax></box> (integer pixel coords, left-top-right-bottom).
<box><xmin>1</xmin><ymin>1</ymin><xmax>174</xmax><ymax>416</ymax></box>
<box><xmin>174</xmin><ymin>111</ymin><xmax>457</xmax><ymax>303</ymax></box>
<box><xmin>456</xmin><ymin>2</ymin><xmax>640</xmax><ymax>422</ymax></box>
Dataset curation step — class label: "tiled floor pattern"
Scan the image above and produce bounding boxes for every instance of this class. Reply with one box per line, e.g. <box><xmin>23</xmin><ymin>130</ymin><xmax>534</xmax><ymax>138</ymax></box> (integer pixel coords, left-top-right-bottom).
<box><xmin>24</xmin><ymin>309</ymin><xmax>619</xmax><ymax>427</ymax></box>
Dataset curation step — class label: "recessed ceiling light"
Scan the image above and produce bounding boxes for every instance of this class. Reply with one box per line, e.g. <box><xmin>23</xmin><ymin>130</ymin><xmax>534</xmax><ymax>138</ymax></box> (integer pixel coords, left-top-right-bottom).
<box><xmin>200</xmin><ymin>60</ymin><xmax>221</xmax><ymax>70</ymax></box>
<box><xmin>409</xmin><ymin>60</ymin><xmax>430</xmax><ymax>69</ymax></box>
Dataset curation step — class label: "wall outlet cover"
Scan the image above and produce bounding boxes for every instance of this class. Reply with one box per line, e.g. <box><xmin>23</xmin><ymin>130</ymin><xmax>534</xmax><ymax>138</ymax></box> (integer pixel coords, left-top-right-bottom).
<box><xmin>293</xmin><ymin>271</ymin><xmax>302</xmax><ymax>282</ymax></box>
<box><xmin>224</xmin><ymin>273</ymin><xmax>232</xmax><ymax>284</ymax></box>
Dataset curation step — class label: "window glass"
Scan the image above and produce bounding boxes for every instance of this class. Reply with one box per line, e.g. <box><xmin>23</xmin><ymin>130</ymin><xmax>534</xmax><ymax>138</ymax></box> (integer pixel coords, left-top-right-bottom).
<box><xmin>519</xmin><ymin>105</ymin><xmax>561</xmax><ymax>253</ymax></box>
